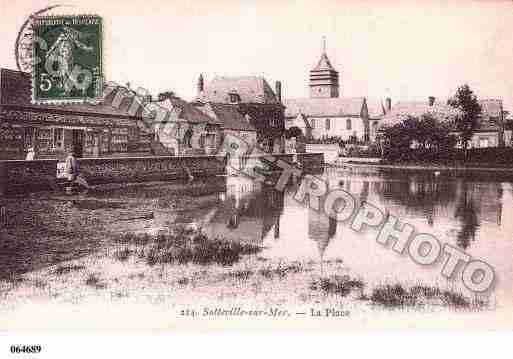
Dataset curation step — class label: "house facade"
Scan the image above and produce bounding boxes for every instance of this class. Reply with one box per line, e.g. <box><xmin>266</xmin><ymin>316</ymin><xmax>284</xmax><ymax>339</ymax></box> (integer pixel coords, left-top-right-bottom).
<box><xmin>0</xmin><ymin>68</ymin><xmax>152</xmax><ymax>160</ymax></box>
<box><xmin>196</xmin><ymin>75</ymin><xmax>285</xmax><ymax>153</ymax></box>
<box><xmin>150</xmin><ymin>93</ymin><xmax>222</xmax><ymax>156</ymax></box>
<box><xmin>194</xmin><ymin>102</ymin><xmax>257</xmax><ymax>147</ymax></box>
<box><xmin>283</xmin><ymin>45</ymin><xmax>384</xmax><ymax>142</ymax></box>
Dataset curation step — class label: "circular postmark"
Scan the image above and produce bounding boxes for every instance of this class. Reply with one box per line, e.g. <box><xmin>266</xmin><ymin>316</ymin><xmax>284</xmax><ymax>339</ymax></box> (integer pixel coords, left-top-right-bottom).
<box><xmin>15</xmin><ymin>5</ymin><xmax>67</xmax><ymax>73</ymax></box>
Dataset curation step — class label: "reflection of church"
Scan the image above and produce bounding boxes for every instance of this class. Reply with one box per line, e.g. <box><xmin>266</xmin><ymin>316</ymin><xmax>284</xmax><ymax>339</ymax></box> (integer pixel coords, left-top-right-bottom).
<box><xmin>203</xmin><ymin>176</ymin><xmax>284</xmax><ymax>244</ymax></box>
<box><xmin>308</xmin><ymin>208</ymin><xmax>337</xmax><ymax>259</ymax></box>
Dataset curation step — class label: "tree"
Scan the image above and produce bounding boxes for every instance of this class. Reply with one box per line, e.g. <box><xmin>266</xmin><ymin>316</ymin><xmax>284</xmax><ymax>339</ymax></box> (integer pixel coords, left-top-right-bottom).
<box><xmin>380</xmin><ymin>114</ymin><xmax>456</xmax><ymax>161</ymax></box>
<box><xmin>448</xmin><ymin>84</ymin><xmax>482</xmax><ymax>158</ymax></box>
<box><xmin>285</xmin><ymin>126</ymin><xmax>303</xmax><ymax>139</ymax></box>
<box><xmin>158</xmin><ymin>91</ymin><xmax>177</xmax><ymax>101</ymax></box>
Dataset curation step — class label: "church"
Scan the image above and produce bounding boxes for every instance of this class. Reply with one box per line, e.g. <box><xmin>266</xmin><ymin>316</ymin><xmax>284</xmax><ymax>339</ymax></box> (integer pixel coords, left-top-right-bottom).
<box><xmin>283</xmin><ymin>41</ymin><xmax>384</xmax><ymax>143</ymax></box>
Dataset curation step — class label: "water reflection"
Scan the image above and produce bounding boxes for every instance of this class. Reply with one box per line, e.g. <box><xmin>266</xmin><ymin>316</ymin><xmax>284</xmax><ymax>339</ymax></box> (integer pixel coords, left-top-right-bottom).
<box><xmin>454</xmin><ymin>181</ymin><xmax>479</xmax><ymax>249</ymax></box>
<box><xmin>203</xmin><ymin>176</ymin><xmax>284</xmax><ymax>245</ymax></box>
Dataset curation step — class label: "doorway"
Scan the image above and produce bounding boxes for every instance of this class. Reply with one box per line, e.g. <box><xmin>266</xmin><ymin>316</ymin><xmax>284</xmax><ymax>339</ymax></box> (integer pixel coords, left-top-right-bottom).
<box><xmin>72</xmin><ymin>129</ymin><xmax>85</xmax><ymax>158</ymax></box>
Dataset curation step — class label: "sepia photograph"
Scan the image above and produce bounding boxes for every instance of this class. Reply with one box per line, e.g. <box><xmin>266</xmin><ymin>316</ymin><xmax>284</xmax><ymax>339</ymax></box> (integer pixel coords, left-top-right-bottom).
<box><xmin>0</xmin><ymin>0</ymin><xmax>512</xmax><ymax>356</ymax></box>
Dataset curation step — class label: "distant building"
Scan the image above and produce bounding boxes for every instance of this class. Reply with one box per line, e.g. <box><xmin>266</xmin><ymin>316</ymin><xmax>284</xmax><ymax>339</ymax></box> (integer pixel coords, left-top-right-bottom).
<box><xmin>196</xmin><ymin>75</ymin><xmax>285</xmax><ymax>153</ymax></box>
<box><xmin>283</xmin><ymin>41</ymin><xmax>384</xmax><ymax>143</ymax></box>
<box><xmin>380</xmin><ymin>97</ymin><xmax>506</xmax><ymax>148</ymax></box>
<box><xmin>151</xmin><ymin>93</ymin><xmax>222</xmax><ymax>155</ymax></box>
<box><xmin>0</xmin><ymin>68</ymin><xmax>152</xmax><ymax>160</ymax></box>
<box><xmin>194</xmin><ymin>101</ymin><xmax>257</xmax><ymax>147</ymax></box>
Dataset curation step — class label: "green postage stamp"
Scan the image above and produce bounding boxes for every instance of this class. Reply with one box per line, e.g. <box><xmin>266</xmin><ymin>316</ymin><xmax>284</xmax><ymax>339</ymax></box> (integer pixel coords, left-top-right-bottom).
<box><xmin>32</xmin><ymin>15</ymin><xmax>103</xmax><ymax>104</ymax></box>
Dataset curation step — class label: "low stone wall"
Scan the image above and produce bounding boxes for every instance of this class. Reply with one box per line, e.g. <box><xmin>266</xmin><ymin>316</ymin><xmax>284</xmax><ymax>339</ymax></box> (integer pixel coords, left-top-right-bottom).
<box><xmin>297</xmin><ymin>153</ymin><xmax>325</xmax><ymax>169</ymax></box>
<box><xmin>78</xmin><ymin>155</ymin><xmax>227</xmax><ymax>185</ymax></box>
<box><xmin>0</xmin><ymin>159</ymin><xmax>58</xmax><ymax>195</ymax></box>
<box><xmin>228</xmin><ymin>154</ymin><xmax>294</xmax><ymax>174</ymax></box>
<box><xmin>337</xmin><ymin>157</ymin><xmax>381</xmax><ymax>163</ymax></box>
<box><xmin>227</xmin><ymin>153</ymin><xmax>324</xmax><ymax>175</ymax></box>
<box><xmin>305</xmin><ymin>144</ymin><xmax>340</xmax><ymax>164</ymax></box>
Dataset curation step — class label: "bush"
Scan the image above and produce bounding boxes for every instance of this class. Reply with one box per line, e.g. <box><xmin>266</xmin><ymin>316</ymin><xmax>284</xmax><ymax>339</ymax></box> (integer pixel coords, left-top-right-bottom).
<box><xmin>310</xmin><ymin>275</ymin><xmax>364</xmax><ymax>297</ymax></box>
<box><xmin>117</xmin><ymin>227</ymin><xmax>261</xmax><ymax>267</ymax></box>
<box><xmin>342</xmin><ymin>144</ymin><xmax>381</xmax><ymax>158</ymax></box>
<box><xmin>370</xmin><ymin>284</ymin><xmax>483</xmax><ymax>310</ymax></box>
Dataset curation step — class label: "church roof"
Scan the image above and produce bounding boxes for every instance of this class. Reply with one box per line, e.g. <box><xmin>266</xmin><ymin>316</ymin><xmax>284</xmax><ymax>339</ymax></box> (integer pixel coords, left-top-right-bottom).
<box><xmin>197</xmin><ymin>76</ymin><xmax>280</xmax><ymax>104</ymax></box>
<box><xmin>283</xmin><ymin>97</ymin><xmax>366</xmax><ymax>118</ymax></box>
<box><xmin>312</xmin><ymin>52</ymin><xmax>337</xmax><ymax>72</ymax></box>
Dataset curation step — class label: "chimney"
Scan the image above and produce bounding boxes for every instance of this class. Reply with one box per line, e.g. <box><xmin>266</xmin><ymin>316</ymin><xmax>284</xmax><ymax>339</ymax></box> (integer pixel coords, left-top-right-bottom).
<box><xmin>275</xmin><ymin>81</ymin><xmax>282</xmax><ymax>103</ymax></box>
<box><xmin>428</xmin><ymin>96</ymin><xmax>436</xmax><ymax>106</ymax></box>
<box><xmin>385</xmin><ymin>97</ymin><xmax>391</xmax><ymax>112</ymax></box>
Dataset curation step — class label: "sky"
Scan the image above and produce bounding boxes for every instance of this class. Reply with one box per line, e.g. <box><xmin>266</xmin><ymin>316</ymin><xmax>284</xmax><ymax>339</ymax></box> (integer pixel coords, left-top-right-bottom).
<box><xmin>1</xmin><ymin>0</ymin><xmax>513</xmax><ymax>110</ymax></box>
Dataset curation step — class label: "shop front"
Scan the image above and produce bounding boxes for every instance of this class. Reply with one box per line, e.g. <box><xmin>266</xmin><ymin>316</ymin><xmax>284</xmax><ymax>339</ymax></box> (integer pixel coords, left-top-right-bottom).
<box><xmin>0</xmin><ymin>68</ymin><xmax>152</xmax><ymax>160</ymax></box>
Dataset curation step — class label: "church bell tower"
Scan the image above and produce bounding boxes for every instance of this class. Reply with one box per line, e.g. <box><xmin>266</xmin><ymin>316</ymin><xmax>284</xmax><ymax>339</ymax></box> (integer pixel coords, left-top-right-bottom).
<box><xmin>309</xmin><ymin>37</ymin><xmax>339</xmax><ymax>98</ymax></box>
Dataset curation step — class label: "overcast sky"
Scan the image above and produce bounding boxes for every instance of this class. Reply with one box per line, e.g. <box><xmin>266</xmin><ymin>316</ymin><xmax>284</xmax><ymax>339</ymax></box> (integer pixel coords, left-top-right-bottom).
<box><xmin>1</xmin><ymin>0</ymin><xmax>513</xmax><ymax>109</ymax></box>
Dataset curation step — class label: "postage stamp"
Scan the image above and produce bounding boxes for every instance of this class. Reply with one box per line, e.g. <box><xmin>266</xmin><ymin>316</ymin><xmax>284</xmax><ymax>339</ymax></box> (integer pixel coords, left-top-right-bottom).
<box><xmin>31</xmin><ymin>15</ymin><xmax>103</xmax><ymax>104</ymax></box>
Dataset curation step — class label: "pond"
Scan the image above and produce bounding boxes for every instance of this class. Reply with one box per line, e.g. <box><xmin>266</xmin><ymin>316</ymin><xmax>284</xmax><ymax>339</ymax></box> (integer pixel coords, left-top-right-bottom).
<box><xmin>1</xmin><ymin>166</ymin><xmax>512</xmax><ymax>311</ymax></box>
<box><xmin>149</xmin><ymin>166</ymin><xmax>513</xmax><ymax>309</ymax></box>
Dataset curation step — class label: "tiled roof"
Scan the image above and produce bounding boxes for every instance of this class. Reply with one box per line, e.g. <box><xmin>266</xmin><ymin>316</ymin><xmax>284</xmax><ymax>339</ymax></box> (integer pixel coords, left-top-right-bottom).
<box><xmin>367</xmin><ymin>98</ymin><xmax>386</xmax><ymax>119</ymax></box>
<box><xmin>0</xmin><ymin>68</ymin><xmax>147</xmax><ymax>118</ymax></box>
<box><xmin>195</xmin><ymin>103</ymin><xmax>256</xmax><ymax>132</ymax></box>
<box><xmin>380</xmin><ymin>100</ymin><xmax>461</xmax><ymax>127</ymax></box>
<box><xmin>381</xmin><ymin>98</ymin><xmax>503</xmax><ymax>131</ymax></box>
<box><xmin>312</xmin><ymin>52</ymin><xmax>337</xmax><ymax>72</ymax></box>
<box><xmin>478</xmin><ymin>99</ymin><xmax>503</xmax><ymax>117</ymax></box>
<box><xmin>283</xmin><ymin>97</ymin><xmax>365</xmax><ymax>118</ymax></box>
<box><xmin>153</xmin><ymin>98</ymin><xmax>221</xmax><ymax>125</ymax></box>
<box><xmin>197</xmin><ymin>76</ymin><xmax>280</xmax><ymax>104</ymax></box>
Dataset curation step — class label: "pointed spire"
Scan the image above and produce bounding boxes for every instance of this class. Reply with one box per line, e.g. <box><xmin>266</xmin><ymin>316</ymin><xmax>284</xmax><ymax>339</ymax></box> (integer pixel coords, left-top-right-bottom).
<box><xmin>322</xmin><ymin>35</ymin><xmax>326</xmax><ymax>54</ymax></box>
<box><xmin>197</xmin><ymin>73</ymin><xmax>204</xmax><ymax>95</ymax></box>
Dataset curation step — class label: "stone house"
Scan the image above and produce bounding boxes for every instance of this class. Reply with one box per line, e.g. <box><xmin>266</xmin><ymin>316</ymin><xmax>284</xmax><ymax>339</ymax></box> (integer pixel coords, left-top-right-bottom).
<box><xmin>194</xmin><ymin>102</ymin><xmax>257</xmax><ymax>147</ymax></box>
<box><xmin>150</xmin><ymin>93</ymin><xmax>222</xmax><ymax>155</ymax></box>
<box><xmin>196</xmin><ymin>75</ymin><xmax>285</xmax><ymax>153</ymax></box>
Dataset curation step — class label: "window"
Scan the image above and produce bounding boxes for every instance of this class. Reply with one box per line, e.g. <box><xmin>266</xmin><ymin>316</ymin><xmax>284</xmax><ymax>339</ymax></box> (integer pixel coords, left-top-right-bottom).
<box><xmin>310</xmin><ymin>119</ymin><xmax>315</xmax><ymax>129</ymax></box>
<box><xmin>346</xmin><ymin>119</ymin><xmax>352</xmax><ymax>130</ymax></box>
<box><xmin>325</xmin><ymin>119</ymin><xmax>330</xmax><ymax>130</ymax></box>
<box><xmin>53</xmin><ymin>128</ymin><xmax>64</xmax><ymax>149</ymax></box>
<box><xmin>479</xmin><ymin>137</ymin><xmax>489</xmax><ymax>148</ymax></box>
<box><xmin>229</xmin><ymin>92</ymin><xmax>240</xmax><ymax>103</ymax></box>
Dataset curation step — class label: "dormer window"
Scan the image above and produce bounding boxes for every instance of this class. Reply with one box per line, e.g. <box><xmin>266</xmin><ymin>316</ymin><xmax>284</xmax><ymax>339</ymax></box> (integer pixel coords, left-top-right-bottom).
<box><xmin>229</xmin><ymin>91</ymin><xmax>241</xmax><ymax>103</ymax></box>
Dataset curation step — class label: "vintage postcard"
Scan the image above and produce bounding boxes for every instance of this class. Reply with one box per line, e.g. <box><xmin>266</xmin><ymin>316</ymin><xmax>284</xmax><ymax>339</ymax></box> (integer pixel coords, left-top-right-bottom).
<box><xmin>1</xmin><ymin>0</ymin><xmax>513</xmax><ymax>350</ymax></box>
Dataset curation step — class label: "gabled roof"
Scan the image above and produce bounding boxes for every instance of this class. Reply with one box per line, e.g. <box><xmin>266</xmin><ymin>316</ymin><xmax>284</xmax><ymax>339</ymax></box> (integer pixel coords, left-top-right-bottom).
<box><xmin>153</xmin><ymin>97</ymin><xmax>221</xmax><ymax>125</ymax></box>
<box><xmin>312</xmin><ymin>52</ymin><xmax>337</xmax><ymax>72</ymax></box>
<box><xmin>283</xmin><ymin>97</ymin><xmax>366</xmax><ymax>118</ymax></box>
<box><xmin>195</xmin><ymin>102</ymin><xmax>256</xmax><ymax>132</ymax></box>
<box><xmin>197</xmin><ymin>76</ymin><xmax>280</xmax><ymax>104</ymax></box>
<box><xmin>0</xmin><ymin>68</ymin><xmax>147</xmax><ymax>118</ymax></box>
